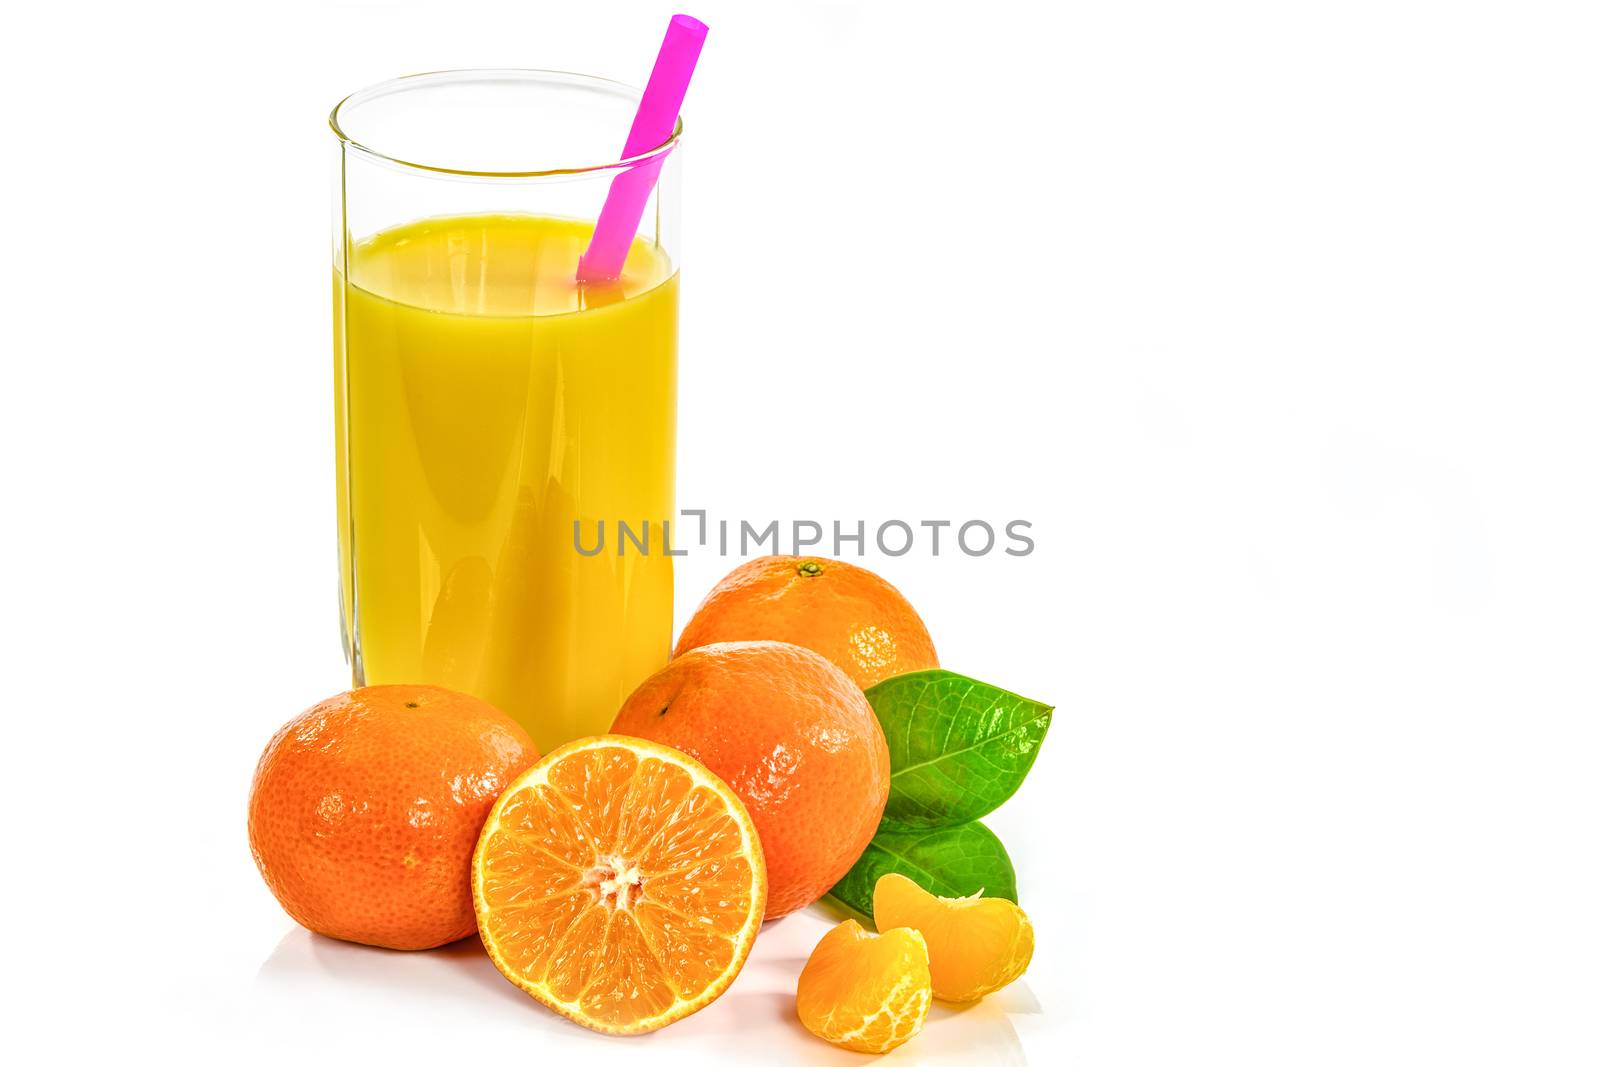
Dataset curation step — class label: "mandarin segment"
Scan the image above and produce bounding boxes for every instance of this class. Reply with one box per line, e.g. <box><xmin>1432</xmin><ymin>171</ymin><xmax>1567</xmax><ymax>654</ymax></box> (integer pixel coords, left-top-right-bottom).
<box><xmin>583</xmin><ymin>916</ymin><xmax>677</xmax><ymax>1026</ymax></box>
<box><xmin>474</xmin><ymin>832</ymin><xmax>584</xmax><ymax>901</ymax></box>
<box><xmin>872</xmin><ymin>873</ymin><xmax>1035</xmax><ymax>1003</ymax></box>
<box><xmin>644</xmin><ymin>854</ymin><xmax>754</xmax><ymax>931</ymax></box>
<box><xmin>480</xmin><ymin>885</ymin><xmax>588</xmax><ymax>966</ymax></box>
<box><xmin>494</xmin><ymin>786</ymin><xmax>595</xmax><ymax>866</ymax></box>
<box><xmin>472</xmin><ymin>736</ymin><xmax>767</xmax><ymax>1035</ymax></box>
<box><xmin>544</xmin><ymin>904</ymin><xmax>611</xmax><ymax>1001</ymax></box>
<box><xmin>641</xmin><ymin>788</ymin><xmax>741</xmax><ymax>870</ymax></box>
<box><xmin>617</xmin><ymin>755</ymin><xmax>696</xmax><ymax>855</ymax></box>
<box><xmin>633</xmin><ymin>900</ymin><xmax>740</xmax><ymax>990</ymax></box>
<box><xmin>546</xmin><ymin>745</ymin><xmax>641</xmax><ymax>844</ymax></box>
<box><xmin>796</xmin><ymin>919</ymin><xmax>933</xmax><ymax>1054</ymax></box>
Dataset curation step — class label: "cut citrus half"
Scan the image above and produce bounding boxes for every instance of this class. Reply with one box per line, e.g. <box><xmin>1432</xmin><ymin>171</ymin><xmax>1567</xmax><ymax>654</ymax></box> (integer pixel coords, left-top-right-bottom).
<box><xmin>872</xmin><ymin>872</ymin><xmax>1034</xmax><ymax>1003</ymax></box>
<box><xmin>471</xmin><ymin>735</ymin><xmax>767</xmax><ymax>1035</ymax></box>
<box><xmin>796</xmin><ymin>919</ymin><xmax>932</xmax><ymax>1054</ymax></box>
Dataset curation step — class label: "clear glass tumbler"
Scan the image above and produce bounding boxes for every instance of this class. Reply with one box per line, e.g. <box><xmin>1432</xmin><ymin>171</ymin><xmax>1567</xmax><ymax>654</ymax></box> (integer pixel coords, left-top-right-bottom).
<box><xmin>330</xmin><ymin>71</ymin><xmax>681</xmax><ymax>753</ymax></box>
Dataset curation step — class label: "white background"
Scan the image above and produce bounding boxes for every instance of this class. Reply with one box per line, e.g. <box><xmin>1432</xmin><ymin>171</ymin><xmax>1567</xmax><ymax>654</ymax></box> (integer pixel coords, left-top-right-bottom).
<box><xmin>4</xmin><ymin>1</ymin><xmax>1598</xmax><ymax>1063</ymax></box>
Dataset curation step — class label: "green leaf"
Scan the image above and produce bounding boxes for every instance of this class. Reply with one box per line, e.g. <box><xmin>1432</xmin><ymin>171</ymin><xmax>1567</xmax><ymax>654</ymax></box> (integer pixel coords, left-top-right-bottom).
<box><xmin>828</xmin><ymin>820</ymin><xmax>1017</xmax><ymax>921</ymax></box>
<box><xmin>866</xmin><ymin>669</ymin><xmax>1053</xmax><ymax>829</ymax></box>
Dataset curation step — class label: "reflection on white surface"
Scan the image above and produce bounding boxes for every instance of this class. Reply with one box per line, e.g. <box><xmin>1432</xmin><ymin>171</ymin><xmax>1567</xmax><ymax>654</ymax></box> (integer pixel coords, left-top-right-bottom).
<box><xmin>257</xmin><ymin>928</ymin><xmax>570</xmax><ymax>1023</ymax></box>
<box><xmin>253</xmin><ymin>904</ymin><xmax>1038</xmax><ymax>1064</ymax></box>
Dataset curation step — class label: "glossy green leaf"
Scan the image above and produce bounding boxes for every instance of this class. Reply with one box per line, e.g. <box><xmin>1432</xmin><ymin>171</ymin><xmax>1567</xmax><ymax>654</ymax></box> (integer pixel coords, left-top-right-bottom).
<box><xmin>867</xmin><ymin>669</ymin><xmax>1053</xmax><ymax>829</ymax></box>
<box><xmin>828</xmin><ymin>820</ymin><xmax>1017</xmax><ymax>920</ymax></box>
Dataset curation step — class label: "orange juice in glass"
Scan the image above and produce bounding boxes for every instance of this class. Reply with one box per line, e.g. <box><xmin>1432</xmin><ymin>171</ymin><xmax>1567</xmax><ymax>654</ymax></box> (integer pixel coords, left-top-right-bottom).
<box><xmin>330</xmin><ymin>72</ymin><xmax>681</xmax><ymax>752</ymax></box>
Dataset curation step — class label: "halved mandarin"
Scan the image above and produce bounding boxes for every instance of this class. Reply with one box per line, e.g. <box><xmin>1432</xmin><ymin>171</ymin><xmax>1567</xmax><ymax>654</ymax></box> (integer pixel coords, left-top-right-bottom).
<box><xmin>796</xmin><ymin>919</ymin><xmax>932</xmax><ymax>1054</ymax></box>
<box><xmin>471</xmin><ymin>735</ymin><xmax>767</xmax><ymax>1035</ymax></box>
<box><xmin>872</xmin><ymin>872</ymin><xmax>1034</xmax><ymax>1003</ymax></box>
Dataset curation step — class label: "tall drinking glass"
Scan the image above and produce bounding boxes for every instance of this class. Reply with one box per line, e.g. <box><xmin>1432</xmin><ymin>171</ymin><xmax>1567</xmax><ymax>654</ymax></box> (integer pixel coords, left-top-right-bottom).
<box><xmin>330</xmin><ymin>71</ymin><xmax>680</xmax><ymax>753</ymax></box>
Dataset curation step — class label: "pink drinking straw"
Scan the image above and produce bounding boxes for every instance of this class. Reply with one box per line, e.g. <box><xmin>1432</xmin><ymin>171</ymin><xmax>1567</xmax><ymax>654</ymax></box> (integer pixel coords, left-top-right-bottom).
<box><xmin>578</xmin><ymin>14</ymin><xmax>708</xmax><ymax>284</ymax></box>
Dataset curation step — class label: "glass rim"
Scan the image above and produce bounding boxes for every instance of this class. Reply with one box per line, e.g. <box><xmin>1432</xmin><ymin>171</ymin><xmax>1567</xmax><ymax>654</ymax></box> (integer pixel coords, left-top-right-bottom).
<box><xmin>328</xmin><ymin>68</ymin><xmax>684</xmax><ymax>180</ymax></box>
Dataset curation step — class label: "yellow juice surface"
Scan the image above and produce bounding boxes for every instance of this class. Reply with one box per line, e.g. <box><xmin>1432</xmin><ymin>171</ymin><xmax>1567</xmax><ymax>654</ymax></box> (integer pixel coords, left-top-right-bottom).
<box><xmin>334</xmin><ymin>213</ymin><xmax>677</xmax><ymax>752</ymax></box>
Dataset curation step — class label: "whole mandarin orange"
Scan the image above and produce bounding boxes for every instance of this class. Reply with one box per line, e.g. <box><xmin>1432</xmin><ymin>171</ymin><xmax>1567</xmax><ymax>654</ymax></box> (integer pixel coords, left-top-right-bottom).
<box><xmin>611</xmin><ymin>641</ymin><xmax>890</xmax><ymax>919</ymax></box>
<box><xmin>674</xmin><ymin>557</ymin><xmax>938</xmax><ymax>689</ymax></box>
<box><xmin>248</xmin><ymin>685</ymin><xmax>537</xmax><ymax>950</ymax></box>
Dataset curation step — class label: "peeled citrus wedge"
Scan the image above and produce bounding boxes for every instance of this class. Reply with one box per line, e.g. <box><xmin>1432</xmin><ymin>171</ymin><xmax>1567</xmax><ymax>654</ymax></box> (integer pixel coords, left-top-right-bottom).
<box><xmin>872</xmin><ymin>872</ymin><xmax>1034</xmax><ymax>1003</ymax></box>
<box><xmin>796</xmin><ymin>919</ymin><xmax>932</xmax><ymax>1054</ymax></box>
<box><xmin>471</xmin><ymin>735</ymin><xmax>766</xmax><ymax>1035</ymax></box>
